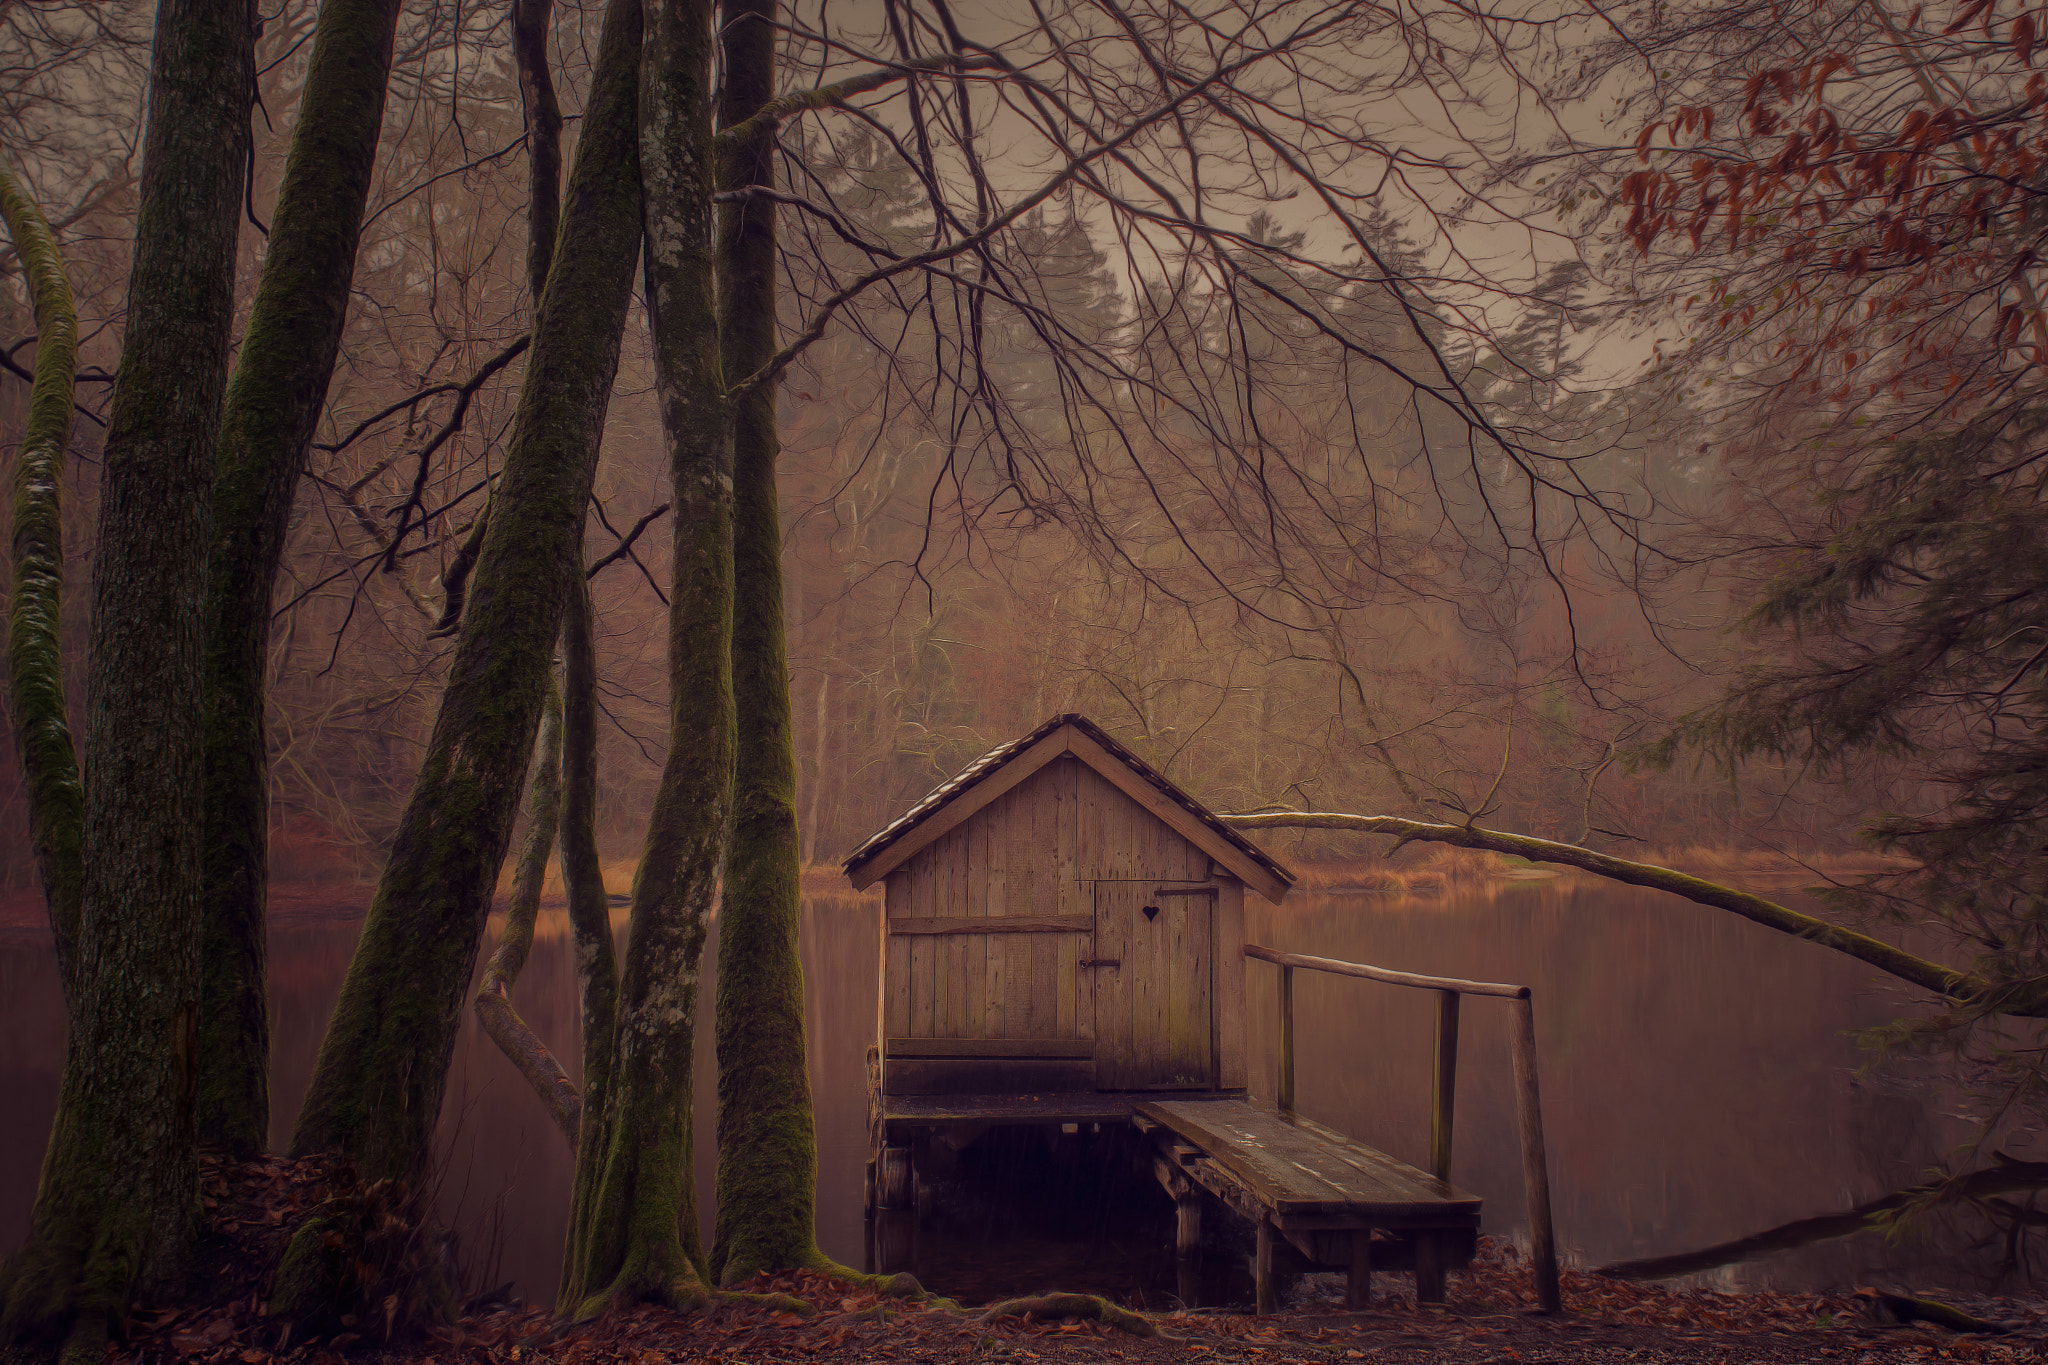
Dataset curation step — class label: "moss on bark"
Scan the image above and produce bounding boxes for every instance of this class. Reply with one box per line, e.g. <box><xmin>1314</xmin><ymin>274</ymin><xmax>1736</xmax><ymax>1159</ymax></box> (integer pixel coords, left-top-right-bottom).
<box><xmin>557</xmin><ymin>0</ymin><xmax>730</xmax><ymax>1313</ymax></box>
<box><xmin>474</xmin><ymin>681</ymin><xmax>580</xmax><ymax>1144</ymax></box>
<box><xmin>289</xmin><ymin>0</ymin><xmax>644</xmax><ymax>1184</ymax></box>
<box><xmin>0</xmin><ymin>155</ymin><xmax>83</xmax><ymax>1008</ymax></box>
<box><xmin>0</xmin><ymin>0</ymin><xmax>254</xmax><ymax>1346</ymax></box>
<box><xmin>199</xmin><ymin>0</ymin><xmax>409</xmax><ymax>1159</ymax></box>
<box><xmin>561</xmin><ymin>573</ymin><xmax>616</xmax><ymax>1118</ymax></box>
<box><xmin>707</xmin><ymin>0</ymin><xmax>831</xmax><ymax>1286</ymax></box>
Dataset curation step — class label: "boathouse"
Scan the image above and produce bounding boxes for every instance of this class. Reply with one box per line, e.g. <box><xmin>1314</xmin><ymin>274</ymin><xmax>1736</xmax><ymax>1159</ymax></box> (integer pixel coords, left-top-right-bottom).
<box><xmin>843</xmin><ymin>712</ymin><xmax>1295</xmax><ymax>1098</ymax></box>
<box><xmin>846</xmin><ymin>715</ymin><xmax>1555</xmax><ymax>1314</ymax></box>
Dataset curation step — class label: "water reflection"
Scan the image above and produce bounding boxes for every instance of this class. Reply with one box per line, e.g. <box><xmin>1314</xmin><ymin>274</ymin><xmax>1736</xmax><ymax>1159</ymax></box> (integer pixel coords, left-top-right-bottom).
<box><xmin>0</xmin><ymin>876</ymin><xmax>1964</xmax><ymax>1306</ymax></box>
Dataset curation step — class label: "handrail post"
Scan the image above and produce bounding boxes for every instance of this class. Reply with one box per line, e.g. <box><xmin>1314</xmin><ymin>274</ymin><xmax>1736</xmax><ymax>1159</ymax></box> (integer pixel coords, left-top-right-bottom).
<box><xmin>1429</xmin><ymin>988</ymin><xmax>1459</xmax><ymax>1182</ymax></box>
<box><xmin>1509</xmin><ymin>993</ymin><xmax>1561</xmax><ymax>1312</ymax></box>
<box><xmin>1278</xmin><ymin>963</ymin><xmax>1295</xmax><ymax>1117</ymax></box>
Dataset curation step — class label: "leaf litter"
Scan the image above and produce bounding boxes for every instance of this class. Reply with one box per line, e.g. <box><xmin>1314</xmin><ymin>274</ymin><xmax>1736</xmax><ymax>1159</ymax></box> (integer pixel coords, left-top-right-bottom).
<box><xmin>96</xmin><ymin>1159</ymin><xmax>2048</xmax><ymax>1365</ymax></box>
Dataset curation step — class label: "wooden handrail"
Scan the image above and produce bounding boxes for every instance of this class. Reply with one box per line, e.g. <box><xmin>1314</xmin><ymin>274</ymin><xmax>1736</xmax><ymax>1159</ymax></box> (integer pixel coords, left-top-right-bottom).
<box><xmin>1244</xmin><ymin>941</ymin><xmax>1562</xmax><ymax>1314</ymax></box>
<box><xmin>1244</xmin><ymin>943</ymin><xmax>1530</xmax><ymax>998</ymax></box>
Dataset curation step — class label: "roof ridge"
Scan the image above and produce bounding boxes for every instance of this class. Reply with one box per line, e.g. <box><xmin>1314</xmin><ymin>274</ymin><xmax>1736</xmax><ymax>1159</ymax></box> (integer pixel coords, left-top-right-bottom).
<box><xmin>840</xmin><ymin>713</ymin><xmax>1293</xmax><ymax>890</ymax></box>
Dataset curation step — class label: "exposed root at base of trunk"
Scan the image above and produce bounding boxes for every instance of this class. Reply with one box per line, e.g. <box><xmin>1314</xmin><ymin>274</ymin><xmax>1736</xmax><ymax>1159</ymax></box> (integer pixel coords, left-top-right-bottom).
<box><xmin>977</xmin><ymin>1293</ymin><xmax>1160</xmax><ymax>1337</ymax></box>
<box><xmin>564</xmin><ymin>1278</ymin><xmax>713</xmax><ymax>1325</ymax></box>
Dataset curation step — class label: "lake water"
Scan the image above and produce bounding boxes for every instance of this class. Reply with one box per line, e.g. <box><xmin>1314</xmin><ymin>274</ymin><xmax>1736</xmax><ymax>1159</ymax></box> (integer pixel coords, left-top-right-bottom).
<box><xmin>0</xmin><ymin>875</ymin><xmax>1969</xmax><ymax>1306</ymax></box>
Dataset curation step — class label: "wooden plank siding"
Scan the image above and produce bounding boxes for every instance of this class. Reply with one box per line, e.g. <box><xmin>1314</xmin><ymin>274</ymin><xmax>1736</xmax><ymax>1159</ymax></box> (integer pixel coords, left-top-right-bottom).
<box><xmin>879</xmin><ymin>752</ymin><xmax>1251</xmax><ymax>1096</ymax></box>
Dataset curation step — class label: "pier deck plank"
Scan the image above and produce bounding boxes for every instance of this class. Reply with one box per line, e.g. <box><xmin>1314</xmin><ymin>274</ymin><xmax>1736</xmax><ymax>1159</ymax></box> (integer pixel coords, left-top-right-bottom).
<box><xmin>1135</xmin><ymin>1097</ymin><xmax>1480</xmax><ymax>1220</ymax></box>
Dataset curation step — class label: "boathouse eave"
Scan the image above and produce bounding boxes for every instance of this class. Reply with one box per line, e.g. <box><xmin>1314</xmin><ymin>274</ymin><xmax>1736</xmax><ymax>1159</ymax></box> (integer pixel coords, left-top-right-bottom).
<box><xmin>841</xmin><ymin>714</ymin><xmax>1296</xmax><ymax>902</ymax></box>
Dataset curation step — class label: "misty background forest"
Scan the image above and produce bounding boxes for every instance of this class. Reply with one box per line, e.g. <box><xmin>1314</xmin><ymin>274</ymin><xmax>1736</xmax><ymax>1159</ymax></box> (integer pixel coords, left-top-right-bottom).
<box><xmin>8</xmin><ymin>0</ymin><xmax>2048</xmax><ymax>1346</ymax></box>
<box><xmin>0</xmin><ymin>0</ymin><xmax>1912</xmax><ymax>882</ymax></box>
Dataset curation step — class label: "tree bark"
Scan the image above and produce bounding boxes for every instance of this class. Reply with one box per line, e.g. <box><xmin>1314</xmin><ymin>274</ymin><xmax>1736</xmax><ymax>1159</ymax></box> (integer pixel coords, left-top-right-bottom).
<box><xmin>560</xmin><ymin>569</ymin><xmax>615</xmax><ymax>1109</ymax></box>
<box><xmin>709</xmin><ymin>0</ymin><xmax>827</xmax><ymax>1285</ymax></box>
<box><xmin>513</xmin><ymin>0</ymin><xmax>563</xmax><ymax>307</ymax></box>
<box><xmin>199</xmin><ymin>0</ymin><xmax>408</xmax><ymax>1162</ymax></box>
<box><xmin>289</xmin><ymin>0</ymin><xmax>644</xmax><ymax>1182</ymax></box>
<box><xmin>559</xmin><ymin>0</ymin><xmax>729</xmax><ymax>1312</ymax></box>
<box><xmin>474</xmin><ymin>680</ymin><xmax>579</xmax><ymax>1145</ymax></box>
<box><xmin>0</xmin><ymin>155</ymin><xmax>83</xmax><ymax>1009</ymax></box>
<box><xmin>0</xmin><ymin>0</ymin><xmax>252</xmax><ymax>1346</ymax></box>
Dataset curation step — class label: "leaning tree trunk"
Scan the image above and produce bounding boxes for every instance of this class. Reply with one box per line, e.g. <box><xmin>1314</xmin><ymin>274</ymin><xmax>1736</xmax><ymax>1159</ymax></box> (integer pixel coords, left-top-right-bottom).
<box><xmin>0</xmin><ymin>0</ymin><xmax>252</xmax><ymax>1349</ymax></box>
<box><xmin>709</xmin><ymin>0</ymin><xmax>829</xmax><ymax>1284</ymax></box>
<box><xmin>474</xmin><ymin>682</ymin><xmax>579</xmax><ymax>1143</ymax></box>
<box><xmin>0</xmin><ymin>156</ymin><xmax>83</xmax><ymax>1010</ymax></box>
<box><xmin>559</xmin><ymin>0</ymin><xmax>731</xmax><ymax>1313</ymax></box>
<box><xmin>199</xmin><ymin>0</ymin><xmax>409</xmax><ymax>1161</ymax></box>
<box><xmin>289</xmin><ymin>0</ymin><xmax>644</xmax><ymax>1182</ymax></box>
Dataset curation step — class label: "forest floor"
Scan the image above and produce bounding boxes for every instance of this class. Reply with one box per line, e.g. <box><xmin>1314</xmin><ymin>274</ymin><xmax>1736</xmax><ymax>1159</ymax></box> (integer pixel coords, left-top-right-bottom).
<box><xmin>69</xmin><ymin>1156</ymin><xmax>2048</xmax><ymax>1365</ymax></box>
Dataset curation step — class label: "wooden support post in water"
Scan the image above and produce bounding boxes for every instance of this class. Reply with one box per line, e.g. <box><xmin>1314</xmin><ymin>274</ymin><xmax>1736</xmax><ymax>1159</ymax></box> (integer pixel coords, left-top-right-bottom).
<box><xmin>1176</xmin><ymin>1194</ymin><xmax>1203</xmax><ymax>1308</ymax></box>
<box><xmin>1509</xmin><ymin>994</ymin><xmax>1562</xmax><ymax>1313</ymax></box>
<box><xmin>879</xmin><ymin>1145</ymin><xmax>912</xmax><ymax>1209</ymax></box>
<box><xmin>1254</xmin><ymin>1216</ymin><xmax>1277</xmax><ymax>1315</ymax></box>
<box><xmin>1278</xmin><ymin>964</ymin><xmax>1296</xmax><ymax>1117</ymax></box>
<box><xmin>1346</xmin><ymin>1229</ymin><xmax>1372</xmax><ymax>1310</ymax></box>
<box><xmin>1414</xmin><ymin>1231</ymin><xmax>1445</xmax><ymax>1304</ymax></box>
<box><xmin>1430</xmin><ymin>989</ymin><xmax>1459</xmax><ymax>1182</ymax></box>
<box><xmin>1176</xmin><ymin>1194</ymin><xmax>1202</xmax><ymax>1257</ymax></box>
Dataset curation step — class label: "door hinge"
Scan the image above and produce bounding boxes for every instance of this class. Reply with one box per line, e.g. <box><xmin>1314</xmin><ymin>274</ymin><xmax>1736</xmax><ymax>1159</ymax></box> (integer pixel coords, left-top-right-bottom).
<box><xmin>1079</xmin><ymin>958</ymin><xmax>1121</xmax><ymax>968</ymax></box>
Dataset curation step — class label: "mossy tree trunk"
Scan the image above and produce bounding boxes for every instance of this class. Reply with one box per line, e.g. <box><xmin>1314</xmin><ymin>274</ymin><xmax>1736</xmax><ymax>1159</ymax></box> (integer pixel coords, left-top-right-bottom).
<box><xmin>0</xmin><ymin>156</ymin><xmax>83</xmax><ymax>1010</ymax></box>
<box><xmin>560</xmin><ymin>570</ymin><xmax>616</xmax><ymax>1104</ymax></box>
<box><xmin>471</xmin><ymin>0</ymin><xmax>579</xmax><ymax>1142</ymax></box>
<box><xmin>0</xmin><ymin>0</ymin><xmax>253</xmax><ymax>1348</ymax></box>
<box><xmin>512</xmin><ymin>0</ymin><xmax>563</xmax><ymax>307</ymax></box>
<box><xmin>708</xmin><ymin>0</ymin><xmax>828</xmax><ymax>1285</ymax></box>
<box><xmin>474</xmin><ymin>683</ymin><xmax>580</xmax><ymax>1143</ymax></box>
<box><xmin>559</xmin><ymin>0</ymin><xmax>731</xmax><ymax>1312</ymax></box>
<box><xmin>289</xmin><ymin>0</ymin><xmax>644</xmax><ymax>1183</ymax></box>
<box><xmin>199</xmin><ymin>0</ymin><xmax>409</xmax><ymax>1162</ymax></box>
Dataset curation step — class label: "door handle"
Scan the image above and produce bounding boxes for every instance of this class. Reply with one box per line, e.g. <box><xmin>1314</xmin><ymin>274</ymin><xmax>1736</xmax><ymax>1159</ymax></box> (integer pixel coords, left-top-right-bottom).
<box><xmin>1080</xmin><ymin>958</ymin><xmax>1121</xmax><ymax>968</ymax></box>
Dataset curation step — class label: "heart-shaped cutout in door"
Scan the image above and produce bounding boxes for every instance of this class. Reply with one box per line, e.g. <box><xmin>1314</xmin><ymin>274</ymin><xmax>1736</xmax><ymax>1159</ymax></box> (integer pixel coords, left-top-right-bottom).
<box><xmin>1142</xmin><ymin>904</ymin><xmax>1160</xmax><ymax>922</ymax></box>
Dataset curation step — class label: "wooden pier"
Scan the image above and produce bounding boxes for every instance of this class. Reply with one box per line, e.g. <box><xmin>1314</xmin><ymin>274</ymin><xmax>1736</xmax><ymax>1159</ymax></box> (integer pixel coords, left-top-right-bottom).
<box><xmin>846</xmin><ymin>715</ymin><xmax>1562</xmax><ymax>1314</ymax></box>
<box><xmin>1137</xmin><ymin>1097</ymin><xmax>1480</xmax><ymax>1313</ymax></box>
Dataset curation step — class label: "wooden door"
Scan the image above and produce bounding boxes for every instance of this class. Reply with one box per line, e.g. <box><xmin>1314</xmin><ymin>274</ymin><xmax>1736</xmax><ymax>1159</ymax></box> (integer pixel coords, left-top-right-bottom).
<box><xmin>1092</xmin><ymin>881</ymin><xmax>1216</xmax><ymax>1089</ymax></box>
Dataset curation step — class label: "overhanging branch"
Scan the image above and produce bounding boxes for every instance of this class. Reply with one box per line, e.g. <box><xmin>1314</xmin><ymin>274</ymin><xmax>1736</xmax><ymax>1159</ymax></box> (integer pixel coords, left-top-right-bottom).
<box><xmin>1222</xmin><ymin>811</ymin><xmax>1983</xmax><ymax>1006</ymax></box>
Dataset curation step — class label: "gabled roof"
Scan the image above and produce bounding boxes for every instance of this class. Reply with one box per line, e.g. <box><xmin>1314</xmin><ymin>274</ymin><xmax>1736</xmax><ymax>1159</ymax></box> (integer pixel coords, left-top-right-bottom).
<box><xmin>842</xmin><ymin>714</ymin><xmax>1295</xmax><ymax>902</ymax></box>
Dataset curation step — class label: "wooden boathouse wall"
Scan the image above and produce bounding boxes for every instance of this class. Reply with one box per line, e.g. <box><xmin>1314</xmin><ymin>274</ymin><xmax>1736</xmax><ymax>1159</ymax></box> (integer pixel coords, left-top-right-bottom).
<box><xmin>847</xmin><ymin>715</ymin><xmax>1294</xmax><ymax>1098</ymax></box>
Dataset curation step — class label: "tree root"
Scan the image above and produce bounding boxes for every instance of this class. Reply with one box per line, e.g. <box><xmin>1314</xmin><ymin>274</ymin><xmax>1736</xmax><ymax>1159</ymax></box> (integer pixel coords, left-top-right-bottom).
<box><xmin>978</xmin><ymin>1293</ymin><xmax>1159</xmax><ymax>1337</ymax></box>
<box><xmin>565</xmin><ymin>1273</ymin><xmax>713</xmax><ymax>1325</ymax></box>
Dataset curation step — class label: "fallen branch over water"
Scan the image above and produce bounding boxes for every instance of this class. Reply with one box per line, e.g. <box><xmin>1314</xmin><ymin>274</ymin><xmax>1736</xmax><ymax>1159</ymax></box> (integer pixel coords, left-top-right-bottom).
<box><xmin>1594</xmin><ymin>1157</ymin><xmax>2048</xmax><ymax>1281</ymax></box>
<box><xmin>1221</xmin><ymin>811</ymin><xmax>1987</xmax><ymax>1007</ymax></box>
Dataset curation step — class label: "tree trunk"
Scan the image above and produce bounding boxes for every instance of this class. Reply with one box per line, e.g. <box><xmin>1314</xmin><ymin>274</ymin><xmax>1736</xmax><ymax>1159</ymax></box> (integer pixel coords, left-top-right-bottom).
<box><xmin>710</xmin><ymin>0</ymin><xmax>827</xmax><ymax>1284</ymax></box>
<box><xmin>559</xmin><ymin>0</ymin><xmax>730</xmax><ymax>1312</ymax></box>
<box><xmin>199</xmin><ymin>0</ymin><xmax>408</xmax><ymax>1162</ymax></box>
<box><xmin>0</xmin><ymin>155</ymin><xmax>83</xmax><ymax>1009</ymax></box>
<box><xmin>0</xmin><ymin>0</ymin><xmax>252</xmax><ymax>1346</ymax></box>
<box><xmin>474</xmin><ymin>681</ymin><xmax>579</xmax><ymax>1144</ymax></box>
<box><xmin>289</xmin><ymin>0</ymin><xmax>644</xmax><ymax>1182</ymax></box>
<box><xmin>560</xmin><ymin>569</ymin><xmax>616</xmax><ymax>1107</ymax></box>
<box><xmin>513</xmin><ymin>0</ymin><xmax>563</xmax><ymax>306</ymax></box>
